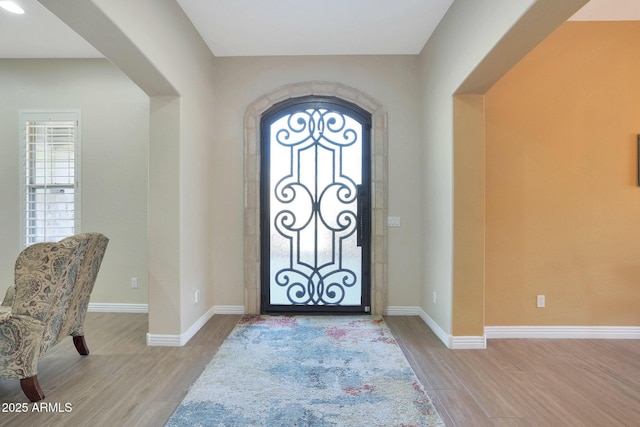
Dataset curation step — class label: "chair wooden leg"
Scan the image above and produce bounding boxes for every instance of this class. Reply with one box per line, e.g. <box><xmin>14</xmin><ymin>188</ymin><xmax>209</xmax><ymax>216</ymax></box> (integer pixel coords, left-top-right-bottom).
<box><xmin>73</xmin><ymin>335</ymin><xmax>90</xmax><ymax>355</ymax></box>
<box><xmin>20</xmin><ymin>375</ymin><xmax>45</xmax><ymax>402</ymax></box>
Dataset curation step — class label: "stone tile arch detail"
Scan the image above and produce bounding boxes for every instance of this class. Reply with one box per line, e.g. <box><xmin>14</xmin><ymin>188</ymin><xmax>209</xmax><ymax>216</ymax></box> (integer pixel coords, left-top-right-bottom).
<box><xmin>244</xmin><ymin>81</ymin><xmax>388</xmax><ymax>314</ymax></box>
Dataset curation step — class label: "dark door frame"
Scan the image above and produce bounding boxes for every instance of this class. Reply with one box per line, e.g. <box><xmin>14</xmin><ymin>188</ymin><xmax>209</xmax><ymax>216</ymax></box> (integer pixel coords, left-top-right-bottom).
<box><xmin>259</xmin><ymin>95</ymin><xmax>372</xmax><ymax>314</ymax></box>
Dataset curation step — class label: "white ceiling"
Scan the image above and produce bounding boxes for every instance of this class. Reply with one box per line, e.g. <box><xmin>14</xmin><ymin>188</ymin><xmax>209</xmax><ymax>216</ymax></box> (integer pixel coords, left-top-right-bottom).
<box><xmin>175</xmin><ymin>0</ymin><xmax>453</xmax><ymax>56</ymax></box>
<box><xmin>0</xmin><ymin>0</ymin><xmax>101</xmax><ymax>58</ymax></box>
<box><xmin>0</xmin><ymin>0</ymin><xmax>639</xmax><ymax>59</ymax></box>
<box><xmin>569</xmin><ymin>0</ymin><xmax>640</xmax><ymax>21</ymax></box>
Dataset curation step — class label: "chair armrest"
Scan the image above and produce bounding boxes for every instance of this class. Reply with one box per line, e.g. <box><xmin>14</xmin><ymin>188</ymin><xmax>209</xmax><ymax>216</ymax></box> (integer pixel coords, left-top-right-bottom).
<box><xmin>2</xmin><ymin>285</ymin><xmax>16</xmax><ymax>307</ymax></box>
<box><xmin>0</xmin><ymin>312</ymin><xmax>46</xmax><ymax>380</ymax></box>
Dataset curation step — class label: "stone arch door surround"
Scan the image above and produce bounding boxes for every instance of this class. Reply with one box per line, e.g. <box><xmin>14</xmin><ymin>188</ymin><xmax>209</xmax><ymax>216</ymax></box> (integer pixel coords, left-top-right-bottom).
<box><xmin>244</xmin><ymin>81</ymin><xmax>388</xmax><ymax>314</ymax></box>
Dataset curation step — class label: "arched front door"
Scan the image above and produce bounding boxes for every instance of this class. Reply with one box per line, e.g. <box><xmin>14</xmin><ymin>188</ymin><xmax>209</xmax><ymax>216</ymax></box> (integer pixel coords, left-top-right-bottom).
<box><xmin>260</xmin><ymin>96</ymin><xmax>372</xmax><ymax>313</ymax></box>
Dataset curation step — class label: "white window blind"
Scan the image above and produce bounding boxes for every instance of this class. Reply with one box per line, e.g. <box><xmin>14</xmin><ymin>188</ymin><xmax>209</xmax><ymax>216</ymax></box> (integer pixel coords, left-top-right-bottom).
<box><xmin>21</xmin><ymin>112</ymin><xmax>80</xmax><ymax>246</ymax></box>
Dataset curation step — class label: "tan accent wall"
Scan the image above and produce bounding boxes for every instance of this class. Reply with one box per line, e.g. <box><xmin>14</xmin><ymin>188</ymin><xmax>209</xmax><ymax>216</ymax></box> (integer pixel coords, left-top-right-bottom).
<box><xmin>453</xmin><ymin>95</ymin><xmax>485</xmax><ymax>336</ymax></box>
<box><xmin>485</xmin><ymin>22</ymin><xmax>640</xmax><ymax>326</ymax></box>
<box><xmin>421</xmin><ymin>0</ymin><xmax>586</xmax><ymax>336</ymax></box>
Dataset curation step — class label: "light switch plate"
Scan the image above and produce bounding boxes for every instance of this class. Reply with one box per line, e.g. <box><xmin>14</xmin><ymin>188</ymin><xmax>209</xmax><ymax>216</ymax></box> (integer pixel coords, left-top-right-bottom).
<box><xmin>387</xmin><ymin>216</ymin><xmax>400</xmax><ymax>227</ymax></box>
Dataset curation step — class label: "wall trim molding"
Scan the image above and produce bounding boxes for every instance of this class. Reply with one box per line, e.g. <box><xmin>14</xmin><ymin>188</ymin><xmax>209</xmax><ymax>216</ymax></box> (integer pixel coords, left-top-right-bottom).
<box><xmin>145</xmin><ymin>333</ymin><xmax>181</xmax><ymax>347</ymax></box>
<box><xmin>385</xmin><ymin>306</ymin><xmax>422</xmax><ymax>316</ymax></box>
<box><xmin>386</xmin><ymin>309</ymin><xmax>640</xmax><ymax>344</ymax></box>
<box><xmin>386</xmin><ymin>306</ymin><xmax>487</xmax><ymax>349</ymax></box>
<box><xmin>146</xmin><ymin>306</ymin><xmax>216</xmax><ymax>347</ymax></box>
<box><xmin>142</xmin><ymin>305</ymin><xmax>640</xmax><ymax>346</ymax></box>
<box><xmin>416</xmin><ymin>309</ymin><xmax>453</xmax><ymax>348</ymax></box>
<box><xmin>213</xmin><ymin>305</ymin><xmax>245</xmax><ymax>315</ymax></box>
<box><xmin>485</xmin><ymin>325</ymin><xmax>640</xmax><ymax>339</ymax></box>
<box><xmin>451</xmin><ymin>335</ymin><xmax>487</xmax><ymax>349</ymax></box>
<box><xmin>88</xmin><ymin>303</ymin><xmax>148</xmax><ymax>313</ymax></box>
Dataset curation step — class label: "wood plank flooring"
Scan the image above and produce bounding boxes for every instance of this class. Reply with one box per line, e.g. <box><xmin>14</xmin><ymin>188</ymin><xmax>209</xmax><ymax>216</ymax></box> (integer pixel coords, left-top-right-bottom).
<box><xmin>1</xmin><ymin>313</ymin><xmax>638</xmax><ymax>426</ymax></box>
<box><xmin>385</xmin><ymin>316</ymin><xmax>640</xmax><ymax>427</ymax></box>
<box><xmin>0</xmin><ymin>312</ymin><xmax>240</xmax><ymax>427</ymax></box>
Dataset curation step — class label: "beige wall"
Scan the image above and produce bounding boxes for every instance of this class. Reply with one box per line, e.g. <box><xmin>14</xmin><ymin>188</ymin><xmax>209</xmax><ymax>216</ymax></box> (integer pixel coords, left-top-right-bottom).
<box><xmin>485</xmin><ymin>22</ymin><xmax>640</xmax><ymax>326</ymax></box>
<box><xmin>97</xmin><ymin>0</ymin><xmax>218</xmax><ymax>335</ymax></box>
<box><xmin>34</xmin><ymin>0</ymin><xmax>218</xmax><ymax>336</ymax></box>
<box><xmin>0</xmin><ymin>59</ymin><xmax>149</xmax><ymax>305</ymax></box>
<box><xmin>212</xmin><ymin>55</ymin><xmax>424</xmax><ymax>307</ymax></box>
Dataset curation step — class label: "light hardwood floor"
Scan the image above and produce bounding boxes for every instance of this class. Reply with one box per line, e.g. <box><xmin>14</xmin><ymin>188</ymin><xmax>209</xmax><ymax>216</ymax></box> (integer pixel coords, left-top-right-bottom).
<box><xmin>1</xmin><ymin>313</ymin><xmax>638</xmax><ymax>426</ymax></box>
<box><xmin>385</xmin><ymin>316</ymin><xmax>640</xmax><ymax>427</ymax></box>
<box><xmin>0</xmin><ymin>312</ymin><xmax>240</xmax><ymax>427</ymax></box>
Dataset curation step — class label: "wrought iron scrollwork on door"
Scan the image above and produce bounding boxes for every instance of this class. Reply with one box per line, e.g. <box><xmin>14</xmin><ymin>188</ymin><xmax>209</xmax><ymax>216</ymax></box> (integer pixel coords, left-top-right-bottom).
<box><xmin>262</xmin><ymin>97</ymin><xmax>370</xmax><ymax>310</ymax></box>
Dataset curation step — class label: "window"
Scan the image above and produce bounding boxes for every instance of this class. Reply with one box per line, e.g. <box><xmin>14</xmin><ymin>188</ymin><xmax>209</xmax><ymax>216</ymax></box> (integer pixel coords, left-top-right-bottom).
<box><xmin>20</xmin><ymin>111</ymin><xmax>81</xmax><ymax>246</ymax></box>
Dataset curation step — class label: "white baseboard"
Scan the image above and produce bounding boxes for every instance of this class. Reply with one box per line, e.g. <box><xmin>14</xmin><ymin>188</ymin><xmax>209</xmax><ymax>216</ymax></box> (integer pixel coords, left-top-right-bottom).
<box><xmin>144</xmin><ymin>333</ymin><xmax>181</xmax><ymax>347</ymax></box>
<box><xmin>386</xmin><ymin>308</ymin><xmax>640</xmax><ymax>345</ymax></box>
<box><xmin>120</xmin><ymin>302</ymin><xmax>640</xmax><ymax>345</ymax></box>
<box><xmin>386</xmin><ymin>306</ymin><xmax>422</xmax><ymax>316</ymax></box>
<box><xmin>145</xmin><ymin>304</ymin><xmax>245</xmax><ymax>347</ymax></box>
<box><xmin>451</xmin><ymin>335</ymin><xmax>487</xmax><ymax>349</ymax></box>
<box><xmin>88</xmin><ymin>303</ymin><xmax>148</xmax><ymax>313</ymax></box>
<box><xmin>87</xmin><ymin>304</ymin><xmax>242</xmax><ymax>346</ymax></box>
<box><xmin>146</xmin><ymin>306</ymin><xmax>217</xmax><ymax>347</ymax></box>
<box><xmin>213</xmin><ymin>305</ymin><xmax>245</xmax><ymax>315</ymax></box>
<box><xmin>386</xmin><ymin>306</ymin><xmax>487</xmax><ymax>349</ymax></box>
<box><xmin>485</xmin><ymin>326</ymin><xmax>640</xmax><ymax>339</ymax></box>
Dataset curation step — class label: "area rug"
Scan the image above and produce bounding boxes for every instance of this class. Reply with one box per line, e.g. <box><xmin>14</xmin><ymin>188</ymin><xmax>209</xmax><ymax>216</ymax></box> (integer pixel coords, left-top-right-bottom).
<box><xmin>167</xmin><ymin>315</ymin><xmax>444</xmax><ymax>427</ymax></box>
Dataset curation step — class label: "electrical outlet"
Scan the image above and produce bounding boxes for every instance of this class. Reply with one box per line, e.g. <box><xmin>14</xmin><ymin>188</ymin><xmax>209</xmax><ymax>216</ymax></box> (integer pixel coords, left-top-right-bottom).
<box><xmin>537</xmin><ymin>295</ymin><xmax>545</xmax><ymax>308</ymax></box>
<box><xmin>433</xmin><ymin>291</ymin><xmax>437</xmax><ymax>305</ymax></box>
<box><xmin>194</xmin><ymin>289</ymin><xmax>200</xmax><ymax>304</ymax></box>
<box><xmin>131</xmin><ymin>277</ymin><xmax>138</xmax><ymax>289</ymax></box>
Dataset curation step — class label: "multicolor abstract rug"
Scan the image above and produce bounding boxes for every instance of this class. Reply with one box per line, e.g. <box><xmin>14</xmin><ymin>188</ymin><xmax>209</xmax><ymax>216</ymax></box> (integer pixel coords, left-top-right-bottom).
<box><xmin>167</xmin><ymin>315</ymin><xmax>444</xmax><ymax>426</ymax></box>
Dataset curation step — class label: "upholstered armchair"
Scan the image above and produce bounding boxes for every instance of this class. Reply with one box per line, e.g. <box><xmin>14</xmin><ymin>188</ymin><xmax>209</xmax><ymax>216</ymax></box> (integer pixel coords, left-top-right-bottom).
<box><xmin>0</xmin><ymin>233</ymin><xmax>109</xmax><ymax>401</ymax></box>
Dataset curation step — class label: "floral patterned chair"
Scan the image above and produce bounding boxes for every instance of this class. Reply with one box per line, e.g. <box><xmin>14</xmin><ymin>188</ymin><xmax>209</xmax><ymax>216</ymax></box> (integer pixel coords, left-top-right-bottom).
<box><xmin>0</xmin><ymin>233</ymin><xmax>109</xmax><ymax>401</ymax></box>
